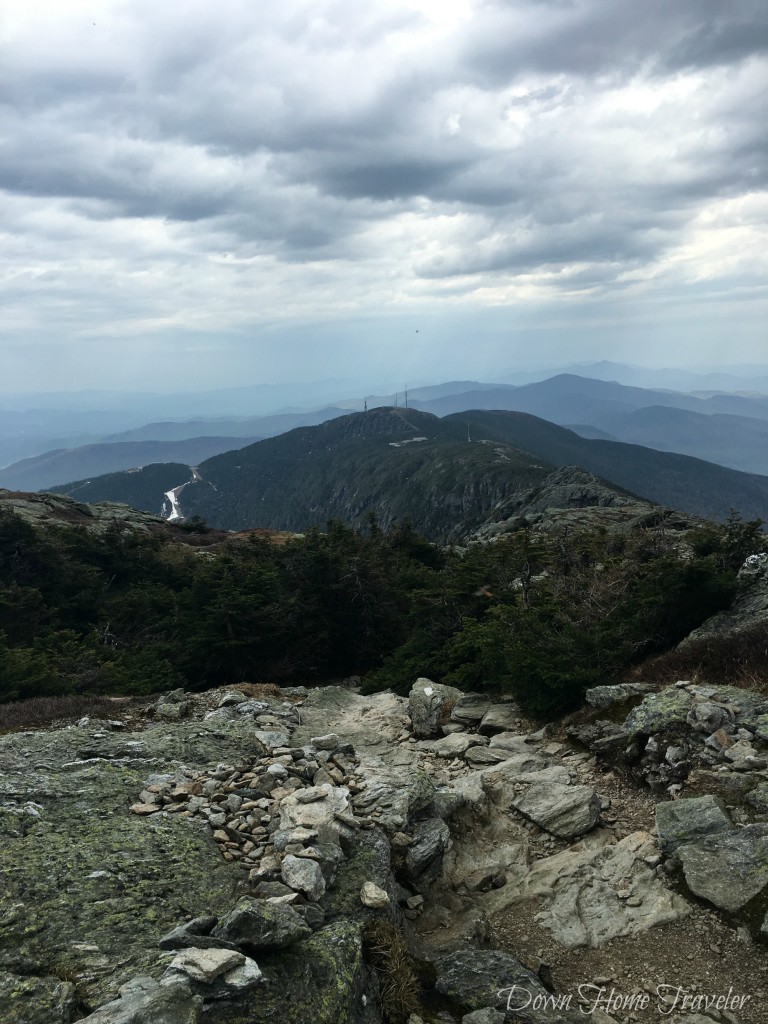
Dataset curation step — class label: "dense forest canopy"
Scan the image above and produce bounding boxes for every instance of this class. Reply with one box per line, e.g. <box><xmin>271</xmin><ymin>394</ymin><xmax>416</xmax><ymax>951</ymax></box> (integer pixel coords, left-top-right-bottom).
<box><xmin>0</xmin><ymin>508</ymin><xmax>763</xmax><ymax>716</ymax></box>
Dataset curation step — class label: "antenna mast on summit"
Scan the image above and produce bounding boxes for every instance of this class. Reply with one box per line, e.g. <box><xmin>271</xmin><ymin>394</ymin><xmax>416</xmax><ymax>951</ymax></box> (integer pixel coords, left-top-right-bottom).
<box><xmin>404</xmin><ymin>385</ymin><xmax>408</xmax><ymax>409</ymax></box>
<box><xmin>364</xmin><ymin>396</ymin><xmax>368</xmax><ymax>412</ymax></box>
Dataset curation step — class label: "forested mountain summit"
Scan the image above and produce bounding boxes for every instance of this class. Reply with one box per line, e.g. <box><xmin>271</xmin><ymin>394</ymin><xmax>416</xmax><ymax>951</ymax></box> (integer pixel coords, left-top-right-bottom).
<box><xmin>51</xmin><ymin>406</ymin><xmax>768</xmax><ymax>536</ymax></box>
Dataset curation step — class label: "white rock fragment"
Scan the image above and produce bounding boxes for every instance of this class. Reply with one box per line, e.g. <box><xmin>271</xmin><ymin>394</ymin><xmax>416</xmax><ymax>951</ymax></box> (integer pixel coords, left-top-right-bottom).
<box><xmin>360</xmin><ymin>882</ymin><xmax>390</xmax><ymax>908</ymax></box>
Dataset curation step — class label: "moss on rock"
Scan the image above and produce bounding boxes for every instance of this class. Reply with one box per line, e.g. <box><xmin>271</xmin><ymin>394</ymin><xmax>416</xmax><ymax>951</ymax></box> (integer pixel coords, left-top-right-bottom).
<box><xmin>0</xmin><ymin>723</ymin><xmax>244</xmax><ymax>1008</ymax></box>
<box><xmin>203</xmin><ymin>920</ymin><xmax>375</xmax><ymax>1024</ymax></box>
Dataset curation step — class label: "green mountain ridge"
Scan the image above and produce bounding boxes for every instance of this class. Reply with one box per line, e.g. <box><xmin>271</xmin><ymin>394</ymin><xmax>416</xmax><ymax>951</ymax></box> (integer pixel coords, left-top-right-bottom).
<box><xmin>48</xmin><ymin>406</ymin><xmax>768</xmax><ymax>539</ymax></box>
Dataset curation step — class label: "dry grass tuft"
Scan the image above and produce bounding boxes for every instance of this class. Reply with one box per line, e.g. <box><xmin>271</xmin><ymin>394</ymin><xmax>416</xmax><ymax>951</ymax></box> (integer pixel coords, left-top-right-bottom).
<box><xmin>0</xmin><ymin>694</ymin><xmax>127</xmax><ymax>733</ymax></box>
<box><xmin>629</xmin><ymin>623</ymin><xmax>768</xmax><ymax>695</ymax></box>
<box><xmin>227</xmin><ymin>682</ymin><xmax>287</xmax><ymax>700</ymax></box>
<box><xmin>363</xmin><ymin>919</ymin><xmax>420</xmax><ymax>1023</ymax></box>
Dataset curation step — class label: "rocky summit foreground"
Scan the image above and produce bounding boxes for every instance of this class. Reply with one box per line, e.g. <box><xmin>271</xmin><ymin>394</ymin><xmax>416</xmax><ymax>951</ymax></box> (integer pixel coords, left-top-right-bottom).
<box><xmin>2</xmin><ymin>679</ymin><xmax>768</xmax><ymax>1024</ymax></box>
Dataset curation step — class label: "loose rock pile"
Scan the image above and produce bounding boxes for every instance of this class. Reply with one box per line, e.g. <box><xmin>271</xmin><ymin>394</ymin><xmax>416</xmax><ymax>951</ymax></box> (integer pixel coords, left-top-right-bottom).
<box><xmin>572</xmin><ymin>680</ymin><xmax>768</xmax><ymax>795</ymax></box>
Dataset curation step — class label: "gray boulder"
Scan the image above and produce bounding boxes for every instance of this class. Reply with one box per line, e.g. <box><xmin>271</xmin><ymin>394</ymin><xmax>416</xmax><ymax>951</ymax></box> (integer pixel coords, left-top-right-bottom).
<box><xmin>724</xmin><ymin>738</ymin><xmax>768</xmax><ymax>771</ymax></box>
<box><xmin>481</xmin><ymin>761</ymin><xmax>570</xmax><ymax>809</ymax></box>
<box><xmin>350</xmin><ymin>761</ymin><xmax>434</xmax><ymax>832</ymax></box>
<box><xmin>584</xmin><ymin>683</ymin><xmax>653</xmax><ymax>710</ymax></box>
<box><xmin>464</xmin><ymin>746</ymin><xmax>506</xmax><ymax>767</ymax></box>
<box><xmin>224</xmin><ymin>920</ymin><xmax>376</xmax><ymax>1024</ymax></box>
<box><xmin>409</xmin><ymin>678</ymin><xmax>463</xmax><ymax>738</ymax></box>
<box><xmin>253</xmin><ymin>730</ymin><xmax>291</xmax><ymax>751</ymax></box>
<box><xmin>158</xmin><ymin>916</ymin><xmax>242</xmax><ymax>953</ymax></box>
<box><xmin>281</xmin><ymin>854</ymin><xmax>327</xmax><ymax>901</ymax></box>
<box><xmin>488</xmin><ymin>733</ymin><xmax>533</xmax><ymax>755</ymax></box>
<box><xmin>655</xmin><ymin>796</ymin><xmax>733</xmax><ymax>855</ymax></box>
<box><xmin>510</xmin><ymin>782</ymin><xmax>601</xmax><ymax>839</ymax></box>
<box><xmin>76</xmin><ymin>976</ymin><xmax>202</xmax><ymax>1024</ymax></box>
<box><xmin>217</xmin><ymin>691</ymin><xmax>247</xmax><ymax>708</ymax></box>
<box><xmin>462</xmin><ymin>1010</ymin><xmax>506</xmax><ymax>1024</ymax></box>
<box><xmin>435</xmin><ymin>949</ymin><xmax>578</xmax><ymax>1023</ymax></box>
<box><xmin>405</xmin><ymin>817</ymin><xmax>452</xmax><ymax>891</ymax></box>
<box><xmin>360</xmin><ymin>882</ymin><xmax>390</xmax><ymax>908</ymax></box>
<box><xmin>686</xmin><ymin>701</ymin><xmax>735</xmax><ymax>734</ymax></box>
<box><xmin>0</xmin><ymin>970</ymin><xmax>76</xmax><ymax>1024</ymax></box>
<box><xmin>623</xmin><ymin>688</ymin><xmax>694</xmax><ymax>736</ymax></box>
<box><xmin>746</xmin><ymin>781</ymin><xmax>768</xmax><ymax>814</ymax></box>
<box><xmin>213</xmin><ymin>896</ymin><xmax>311</xmax><ymax>950</ymax></box>
<box><xmin>677</xmin><ymin>824</ymin><xmax>768</xmax><ymax>911</ymax></box>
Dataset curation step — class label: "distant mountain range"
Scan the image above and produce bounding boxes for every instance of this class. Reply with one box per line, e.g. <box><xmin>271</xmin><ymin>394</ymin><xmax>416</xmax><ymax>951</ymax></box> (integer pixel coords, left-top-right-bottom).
<box><xmin>406</xmin><ymin>375</ymin><xmax>768</xmax><ymax>476</ymax></box>
<box><xmin>0</xmin><ymin>437</ymin><xmax>261</xmax><ymax>492</ymax></box>
<box><xmin>50</xmin><ymin>406</ymin><xmax>768</xmax><ymax>538</ymax></box>
<box><xmin>540</xmin><ymin>360</ymin><xmax>768</xmax><ymax>394</ymax></box>
<box><xmin>412</xmin><ymin>374</ymin><xmax>768</xmax><ymax>423</ymax></box>
<box><xmin>569</xmin><ymin>406</ymin><xmax>768</xmax><ymax>476</ymax></box>
<box><xmin>11</xmin><ymin>368</ymin><xmax>768</xmax><ymax>487</ymax></box>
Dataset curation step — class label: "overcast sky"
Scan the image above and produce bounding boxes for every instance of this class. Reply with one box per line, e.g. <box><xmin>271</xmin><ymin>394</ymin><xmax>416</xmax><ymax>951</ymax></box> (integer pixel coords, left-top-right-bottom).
<box><xmin>1</xmin><ymin>0</ymin><xmax>766</xmax><ymax>392</ymax></box>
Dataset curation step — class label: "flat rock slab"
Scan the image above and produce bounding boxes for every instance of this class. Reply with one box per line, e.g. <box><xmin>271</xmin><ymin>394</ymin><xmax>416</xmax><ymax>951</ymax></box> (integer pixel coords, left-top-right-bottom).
<box><xmin>655</xmin><ymin>795</ymin><xmax>732</xmax><ymax>855</ymax></box>
<box><xmin>166</xmin><ymin>947</ymin><xmax>244</xmax><ymax>983</ymax></box>
<box><xmin>478</xmin><ymin>705</ymin><xmax>521</xmax><ymax>736</ymax></box>
<box><xmin>450</xmin><ymin>695</ymin><xmax>496</xmax><ymax>725</ymax></box>
<box><xmin>289</xmin><ymin>687</ymin><xmax>408</xmax><ymax>757</ymax></box>
<box><xmin>417</xmin><ymin>732</ymin><xmax>477</xmax><ymax>757</ymax></box>
<box><xmin>464</xmin><ymin>746</ymin><xmax>506</xmax><ymax>766</ymax></box>
<box><xmin>677</xmin><ymin>824</ymin><xmax>768</xmax><ymax>912</ymax></box>
<box><xmin>0</xmin><ymin>726</ymin><xmax>241</xmax><ymax>1008</ymax></box>
<box><xmin>481</xmin><ymin>760</ymin><xmax>570</xmax><ymax>809</ymax></box>
<box><xmin>501</xmin><ymin>831</ymin><xmax>691</xmax><ymax>949</ymax></box>
<box><xmin>510</xmin><ymin>782</ymin><xmax>601</xmax><ymax>839</ymax></box>
<box><xmin>488</xmin><ymin>732</ymin><xmax>532</xmax><ymax>755</ymax></box>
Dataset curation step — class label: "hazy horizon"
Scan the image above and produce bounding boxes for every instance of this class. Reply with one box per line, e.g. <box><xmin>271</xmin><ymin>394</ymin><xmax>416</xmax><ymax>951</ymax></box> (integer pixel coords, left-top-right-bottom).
<box><xmin>1</xmin><ymin>1</ymin><xmax>766</xmax><ymax>392</ymax></box>
<box><xmin>5</xmin><ymin>359</ymin><xmax>768</xmax><ymax>401</ymax></box>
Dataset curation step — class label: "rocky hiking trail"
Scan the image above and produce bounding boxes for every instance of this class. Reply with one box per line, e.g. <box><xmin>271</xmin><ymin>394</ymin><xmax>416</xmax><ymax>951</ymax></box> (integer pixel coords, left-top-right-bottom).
<box><xmin>2</xmin><ymin>678</ymin><xmax>768</xmax><ymax>1023</ymax></box>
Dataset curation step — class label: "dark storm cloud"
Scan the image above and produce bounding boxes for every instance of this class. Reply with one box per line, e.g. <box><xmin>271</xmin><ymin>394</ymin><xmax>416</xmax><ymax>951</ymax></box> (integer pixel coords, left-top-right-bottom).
<box><xmin>312</xmin><ymin>157</ymin><xmax>472</xmax><ymax>201</ymax></box>
<box><xmin>459</xmin><ymin>0</ymin><xmax>768</xmax><ymax>82</ymax></box>
<box><xmin>663</xmin><ymin>8</ymin><xmax>768</xmax><ymax>71</ymax></box>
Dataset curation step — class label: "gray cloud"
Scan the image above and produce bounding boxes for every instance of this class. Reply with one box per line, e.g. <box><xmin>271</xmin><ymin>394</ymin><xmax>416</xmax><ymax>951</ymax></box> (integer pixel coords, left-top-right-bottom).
<box><xmin>0</xmin><ymin>0</ymin><xmax>766</xmax><ymax>391</ymax></box>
